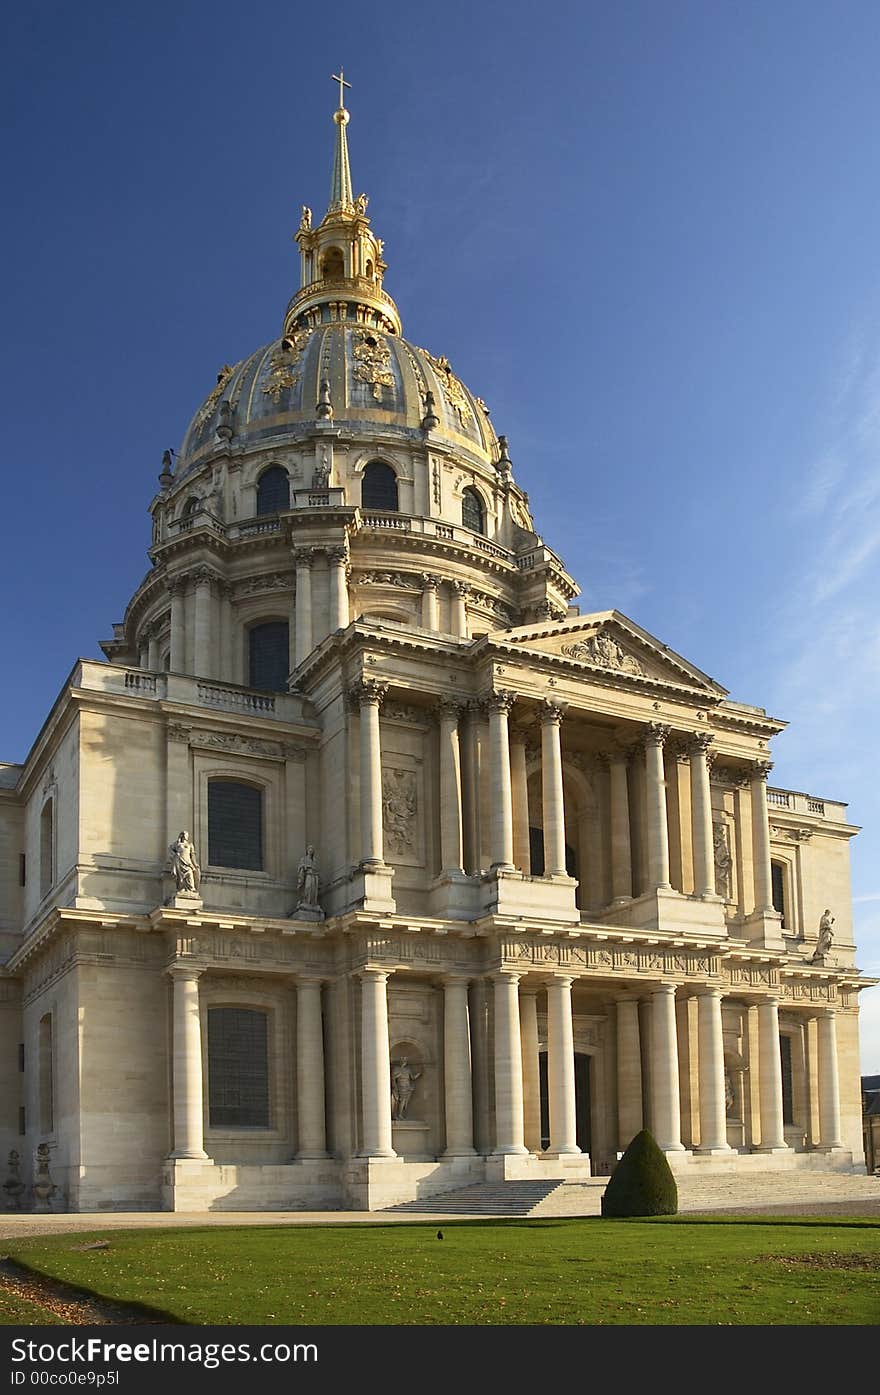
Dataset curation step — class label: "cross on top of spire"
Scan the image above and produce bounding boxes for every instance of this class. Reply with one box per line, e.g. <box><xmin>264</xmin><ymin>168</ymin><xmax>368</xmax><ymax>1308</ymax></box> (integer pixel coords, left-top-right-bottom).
<box><xmin>331</xmin><ymin>69</ymin><xmax>352</xmax><ymax>112</ymax></box>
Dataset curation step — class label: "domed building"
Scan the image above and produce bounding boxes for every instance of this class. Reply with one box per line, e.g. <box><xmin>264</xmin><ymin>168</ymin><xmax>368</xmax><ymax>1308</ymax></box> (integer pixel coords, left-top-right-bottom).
<box><xmin>0</xmin><ymin>89</ymin><xmax>872</xmax><ymax>1212</ymax></box>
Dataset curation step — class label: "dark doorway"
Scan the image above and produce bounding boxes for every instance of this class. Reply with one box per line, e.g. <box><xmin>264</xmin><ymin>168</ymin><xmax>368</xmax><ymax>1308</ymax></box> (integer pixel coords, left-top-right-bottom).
<box><xmin>538</xmin><ymin>1051</ymin><xmax>592</xmax><ymax>1154</ymax></box>
<box><xmin>528</xmin><ymin>826</ymin><xmax>577</xmax><ymax>878</ymax></box>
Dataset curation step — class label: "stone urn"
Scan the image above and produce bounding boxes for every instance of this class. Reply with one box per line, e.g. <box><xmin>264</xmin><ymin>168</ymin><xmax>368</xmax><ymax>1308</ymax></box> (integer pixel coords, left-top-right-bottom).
<box><xmin>3</xmin><ymin>1151</ymin><xmax>25</xmax><ymax>1210</ymax></box>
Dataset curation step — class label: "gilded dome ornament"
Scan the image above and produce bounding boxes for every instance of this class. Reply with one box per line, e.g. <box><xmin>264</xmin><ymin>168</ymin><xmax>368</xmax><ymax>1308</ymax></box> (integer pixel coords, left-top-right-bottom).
<box><xmin>424</xmin><ymin>351</ymin><xmax>472</xmax><ymax>427</ymax></box>
<box><xmin>352</xmin><ymin>329</ymin><xmax>394</xmax><ymax>400</ymax></box>
<box><xmin>193</xmin><ymin>363</ymin><xmax>237</xmax><ymax>430</ymax></box>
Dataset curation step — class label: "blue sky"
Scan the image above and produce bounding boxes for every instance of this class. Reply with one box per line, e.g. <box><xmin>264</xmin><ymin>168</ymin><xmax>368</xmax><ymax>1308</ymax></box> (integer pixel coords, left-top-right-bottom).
<box><xmin>3</xmin><ymin>1</ymin><xmax>879</xmax><ymax>1069</ymax></box>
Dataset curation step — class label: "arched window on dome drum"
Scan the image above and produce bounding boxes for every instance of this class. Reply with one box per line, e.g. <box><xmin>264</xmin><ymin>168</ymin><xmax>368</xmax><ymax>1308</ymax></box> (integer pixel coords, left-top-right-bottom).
<box><xmin>361</xmin><ymin>460</ymin><xmax>399</xmax><ymax>512</ymax></box>
<box><xmin>208</xmin><ymin>1007</ymin><xmax>270</xmax><ymax>1129</ymax></box>
<box><xmin>256</xmin><ymin>466</ymin><xmax>289</xmax><ymax>516</ymax></box>
<box><xmin>461</xmin><ymin>487</ymin><xmax>485</xmax><ymax>535</ymax></box>
<box><xmin>322</xmin><ymin>247</ymin><xmax>344</xmax><ymax>279</ymax></box>
<box><xmin>182</xmin><ymin>496</ymin><xmax>199</xmax><ymax>518</ymax></box>
<box><xmin>208</xmin><ymin>780</ymin><xmax>263</xmax><ymax>871</ymax></box>
<box><xmin>248</xmin><ymin>621</ymin><xmax>290</xmax><ymax>693</ymax></box>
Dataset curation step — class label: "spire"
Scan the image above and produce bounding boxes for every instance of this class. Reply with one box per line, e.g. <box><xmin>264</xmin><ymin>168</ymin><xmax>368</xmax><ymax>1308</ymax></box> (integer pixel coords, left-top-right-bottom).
<box><xmin>328</xmin><ymin>69</ymin><xmax>354</xmax><ymax>212</ymax></box>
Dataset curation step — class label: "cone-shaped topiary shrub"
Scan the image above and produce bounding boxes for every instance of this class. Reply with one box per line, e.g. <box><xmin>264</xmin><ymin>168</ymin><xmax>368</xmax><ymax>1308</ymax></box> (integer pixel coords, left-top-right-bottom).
<box><xmin>600</xmin><ymin>1129</ymin><xmax>678</xmax><ymax>1217</ymax></box>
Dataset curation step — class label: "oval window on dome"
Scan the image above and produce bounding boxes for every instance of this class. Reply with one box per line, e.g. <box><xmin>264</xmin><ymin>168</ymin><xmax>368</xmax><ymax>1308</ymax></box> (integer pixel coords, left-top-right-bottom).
<box><xmin>256</xmin><ymin>466</ymin><xmax>289</xmax><ymax>516</ymax></box>
<box><xmin>362</xmin><ymin>460</ymin><xmax>399</xmax><ymax>512</ymax></box>
<box><xmin>462</xmin><ymin>486</ymin><xmax>485</xmax><ymax>535</ymax></box>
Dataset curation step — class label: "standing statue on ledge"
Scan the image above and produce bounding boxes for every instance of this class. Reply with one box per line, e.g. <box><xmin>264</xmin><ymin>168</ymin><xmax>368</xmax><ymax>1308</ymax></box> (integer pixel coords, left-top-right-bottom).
<box><xmin>300</xmin><ymin>205</ymin><xmax>312</xmax><ymax>231</ymax></box>
<box><xmin>296</xmin><ymin>845</ymin><xmax>320</xmax><ymax>908</ymax></box>
<box><xmin>391</xmin><ymin>1058</ymin><xmax>421</xmax><ymax>1120</ymax></box>
<box><xmin>170</xmin><ymin>830</ymin><xmax>200</xmax><ymax>894</ymax></box>
<box><xmin>812</xmin><ymin>909</ymin><xmax>835</xmax><ymax>961</ymax></box>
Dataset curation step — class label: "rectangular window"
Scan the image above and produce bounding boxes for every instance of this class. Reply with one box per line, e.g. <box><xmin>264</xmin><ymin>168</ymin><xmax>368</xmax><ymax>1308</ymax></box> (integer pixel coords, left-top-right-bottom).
<box><xmin>248</xmin><ymin>622</ymin><xmax>290</xmax><ymax>693</ymax></box>
<box><xmin>771</xmin><ymin>861</ymin><xmax>786</xmax><ymax>928</ymax></box>
<box><xmin>208</xmin><ymin>1007</ymin><xmax>270</xmax><ymax>1128</ymax></box>
<box><xmin>40</xmin><ymin>801</ymin><xmax>54</xmax><ymax>897</ymax></box>
<box><xmin>17</xmin><ymin>1043</ymin><xmax>24</xmax><ymax>1073</ymax></box>
<box><xmin>779</xmin><ymin>1034</ymin><xmax>794</xmax><ymax>1126</ymax></box>
<box><xmin>18</xmin><ymin>1106</ymin><xmax>25</xmax><ymax>1137</ymax></box>
<box><xmin>19</xmin><ymin>853</ymin><xmax>26</xmax><ymax>888</ymax></box>
<box><xmin>207</xmin><ymin>781</ymin><xmax>263</xmax><ymax>871</ymax></box>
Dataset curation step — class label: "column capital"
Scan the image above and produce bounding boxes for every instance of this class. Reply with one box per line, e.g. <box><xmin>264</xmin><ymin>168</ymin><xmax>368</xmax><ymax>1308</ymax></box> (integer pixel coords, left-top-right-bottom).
<box><xmin>644</xmin><ymin>721</ymin><xmax>671</xmax><ymax>748</ymax></box>
<box><xmin>358</xmin><ymin>965</ymin><xmax>391</xmax><ymax>985</ymax></box>
<box><xmin>651</xmin><ymin>981</ymin><xmax>677</xmax><ymax>998</ymax></box>
<box><xmin>348</xmin><ymin>677</ymin><xmax>388</xmax><ymax>708</ymax></box>
<box><xmin>546</xmin><ymin>973</ymin><xmax>574</xmax><ymax>991</ymax></box>
<box><xmin>490</xmin><ymin>968</ymin><xmax>523</xmax><ymax>986</ymax></box>
<box><xmin>750</xmin><ymin>758</ymin><xmax>774</xmax><ymax>782</ymax></box>
<box><xmin>486</xmin><ymin>688</ymin><xmax>516</xmax><ymax>715</ymax></box>
<box><xmin>695</xmin><ymin>983</ymin><xmax>724</xmax><ymax>1001</ymax></box>
<box><xmin>440</xmin><ymin>971</ymin><xmax>472</xmax><ymax>988</ymax></box>
<box><xmin>293</xmin><ymin>546</ymin><xmax>317</xmax><ymax>568</ymax></box>
<box><xmin>420</xmin><ymin>573</ymin><xmax>441</xmax><ymax>592</ymax></box>
<box><xmin>167</xmin><ymin>574</ymin><xmax>188</xmax><ymax>596</ymax></box>
<box><xmin>166</xmin><ymin>963</ymin><xmax>203</xmax><ymax>982</ymax></box>
<box><xmin>294</xmin><ymin>972</ymin><xmax>327</xmax><ymax>988</ymax></box>
<box><xmin>540</xmin><ymin>698</ymin><xmax>566</xmax><ymax>726</ymax></box>
<box><xmin>688</xmin><ymin>731</ymin><xmax>715</xmax><ymax>756</ymax></box>
<box><xmin>326</xmin><ymin>544</ymin><xmax>349</xmax><ymax>564</ymax></box>
<box><xmin>451</xmin><ymin>579</ymin><xmax>472</xmax><ymax>597</ymax></box>
<box><xmin>434</xmin><ymin>697</ymin><xmax>464</xmax><ymax>723</ymax></box>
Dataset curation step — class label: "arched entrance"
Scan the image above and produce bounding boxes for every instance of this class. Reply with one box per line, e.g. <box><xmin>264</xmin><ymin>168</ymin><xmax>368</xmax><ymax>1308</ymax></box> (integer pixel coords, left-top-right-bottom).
<box><xmin>538</xmin><ymin>1051</ymin><xmax>592</xmax><ymax>1154</ymax></box>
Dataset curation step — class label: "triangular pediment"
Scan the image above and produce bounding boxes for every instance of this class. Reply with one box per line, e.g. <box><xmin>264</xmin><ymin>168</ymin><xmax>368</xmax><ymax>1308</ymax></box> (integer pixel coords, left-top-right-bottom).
<box><xmin>498</xmin><ymin>611</ymin><xmax>728</xmax><ymax>694</ymax></box>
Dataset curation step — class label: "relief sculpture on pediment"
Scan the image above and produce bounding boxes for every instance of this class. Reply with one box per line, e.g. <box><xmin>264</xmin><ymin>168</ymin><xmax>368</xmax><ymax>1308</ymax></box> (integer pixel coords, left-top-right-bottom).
<box><xmin>561</xmin><ymin>630</ymin><xmax>645</xmax><ymax>675</ymax></box>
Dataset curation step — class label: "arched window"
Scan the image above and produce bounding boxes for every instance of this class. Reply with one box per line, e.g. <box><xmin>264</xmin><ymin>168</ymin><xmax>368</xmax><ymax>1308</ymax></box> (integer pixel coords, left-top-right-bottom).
<box><xmin>208</xmin><ymin>1007</ymin><xmax>270</xmax><ymax>1128</ymax></box>
<box><xmin>322</xmin><ymin>247</ymin><xmax>344</xmax><ymax>279</ymax></box>
<box><xmin>771</xmin><ymin>860</ymin><xmax>787</xmax><ymax>928</ymax></box>
<box><xmin>248</xmin><ymin>621</ymin><xmax>290</xmax><ymax>692</ymax></box>
<box><xmin>40</xmin><ymin>799</ymin><xmax>54</xmax><ymax>897</ymax></box>
<box><xmin>256</xmin><ymin>466</ymin><xmax>289</xmax><ymax>516</ymax></box>
<box><xmin>461</xmin><ymin>487</ymin><xmax>485</xmax><ymax>535</ymax></box>
<box><xmin>361</xmin><ymin>460</ymin><xmax>399</xmax><ymax>511</ymax></box>
<box><xmin>182</xmin><ymin>496</ymin><xmax>199</xmax><ymax>518</ymax></box>
<box><xmin>208</xmin><ymin>780</ymin><xmax>263</xmax><ymax>870</ymax></box>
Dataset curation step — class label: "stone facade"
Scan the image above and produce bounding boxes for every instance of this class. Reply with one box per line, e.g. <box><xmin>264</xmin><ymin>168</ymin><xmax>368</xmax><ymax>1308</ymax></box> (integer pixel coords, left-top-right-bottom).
<box><xmin>0</xmin><ymin>95</ymin><xmax>873</xmax><ymax>1213</ymax></box>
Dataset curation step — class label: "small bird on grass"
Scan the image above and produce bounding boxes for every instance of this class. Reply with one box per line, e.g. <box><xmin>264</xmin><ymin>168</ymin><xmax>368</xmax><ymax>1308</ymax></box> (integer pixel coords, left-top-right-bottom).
<box><xmin>437</xmin><ymin>1230</ymin><xmax>444</xmax><ymax>1240</ymax></box>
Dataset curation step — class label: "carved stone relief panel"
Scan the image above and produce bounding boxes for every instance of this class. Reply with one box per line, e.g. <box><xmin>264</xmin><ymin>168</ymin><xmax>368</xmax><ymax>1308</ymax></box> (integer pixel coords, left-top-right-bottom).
<box><xmin>381</xmin><ymin>763</ymin><xmax>424</xmax><ymax>867</ymax></box>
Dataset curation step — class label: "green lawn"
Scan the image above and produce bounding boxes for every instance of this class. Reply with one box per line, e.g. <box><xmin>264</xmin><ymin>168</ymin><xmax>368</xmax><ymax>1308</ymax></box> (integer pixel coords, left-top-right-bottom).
<box><xmin>2</xmin><ymin>1217</ymin><xmax>879</xmax><ymax>1326</ymax></box>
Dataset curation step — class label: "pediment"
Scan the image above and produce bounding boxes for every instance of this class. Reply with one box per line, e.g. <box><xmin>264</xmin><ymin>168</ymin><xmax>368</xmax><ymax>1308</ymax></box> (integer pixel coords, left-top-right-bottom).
<box><xmin>499</xmin><ymin>611</ymin><xmax>727</xmax><ymax>694</ymax></box>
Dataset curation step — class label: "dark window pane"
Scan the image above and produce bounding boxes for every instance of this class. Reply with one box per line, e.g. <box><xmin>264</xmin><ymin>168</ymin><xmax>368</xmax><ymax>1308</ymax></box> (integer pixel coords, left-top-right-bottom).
<box><xmin>362</xmin><ymin>461</ymin><xmax>398</xmax><ymax>511</ymax></box>
<box><xmin>208</xmin><ymin>781</ymin><xmax>263</xmax><ymax>870</ymax></box>
<box><xmin>779</xmin><ymin>1034</ymin><xmax>794</xmax><ymax>1126</ymax></box>
<box><xmin>462</xmin><ymin>487</ymin><xmax>484</xmax><ymax>534</ymax></box>
<box><xmin>256</xmin><ymin>466</ymin><xmax>289</xmax><ymax>516</ymax></box>
<box><xmin>208</xmin><ymin>1007</ymin><xmax>269</xmax><ymax>1128</ymax></box>
<box><xmin>249</xmin><ymin>621</ymin><xmax>289</xmax><ymax>692</ymax></box>
<box><xmin>771</xmin><ymin>861</ymin><xmax>786</xmax><ymax>927</ymax></box>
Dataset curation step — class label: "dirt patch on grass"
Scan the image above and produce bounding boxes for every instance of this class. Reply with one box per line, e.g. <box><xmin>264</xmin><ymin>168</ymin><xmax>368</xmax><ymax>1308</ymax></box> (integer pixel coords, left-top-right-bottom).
<box><xmin>757</xmin><ymin>1251</ymin><xmax>880</xmax><ymax>1272</ymax></box>
<box><xmin>0</xmin><ymin>1259</ymin><xmax>171</xmax><ymax>1325</ymax></box>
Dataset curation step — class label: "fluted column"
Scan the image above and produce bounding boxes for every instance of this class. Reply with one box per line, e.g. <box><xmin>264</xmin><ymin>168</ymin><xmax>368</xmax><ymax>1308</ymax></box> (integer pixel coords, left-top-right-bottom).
<box><xmin>294</xmin><ymin>548</ymin><xmax>314</xmax><ymax>668</ymax></box>
<box><xmin>608</xmin><ymin>750</ymin><xmax>633</xmax><ymax>903</ymax></box>
<box><xmin>492</xmin><ymin>971</ymin><xmax>528</xmax><ymax>1155</ymax></box>
<box><xmin>519</xmin><ymin>989</ymin><xmax>541</xmax><ymax>1152</ymax></box>
<box><xmin>650</xmin><ymin>984</ymin><xmax>685</xmax><ymax>1151</ymax></box>
<box><xmin>296</xmin><ymin>978</ymin><xmax>327</xmax><ymax>1158</ymax></box>
<box><xmin>469</xmin><ymin>980</ymin><xmax>490</xmax><ymax>1154</ymax></box>
<box><xmin>169</xmin><ymin>579</ymin><xmax>186</xmax><ymax>672</ymax></box>
<box><xmin>510</xmin><ymin>732</ymin><xmax>531</xmax><ymax>875</ymax></box>
<box><xmin>436</xmin><ymin>701</ymin><xmax>464</xmax><ymax>875</ymax></box>
<box><xmin>327</xmin><ymin>546</ymin><xmax>349</xmax><ymax>633</ymax></box>
<box><xmin>541</xmin><ymin>701</ymin><xmax>567</xmax><ymax>877</ymax></box>
<box><xmin>756</xmin><ymin>997</ymin><xmax>787</xmax><ymax>1150</ymax></box>
<box><xmin>487</xmin><ymin>691</ymin><xmax>515</xmax><ymax>870</ymax></box>
<box><xmin>644</xmin><ymin>723</ymin><xmax>672</xmax><ymax>892</ymax></box>
<box><xmin>547</xmin><ymin>976</ymin><xmax>580</xmax><ymax>1155</ymax></box>
<box><xmin>168</xmin><ymin>966</ymin><xmax>207</xmax><ymax>1159</ymax></box>
<box><xmin>352</xmin><ymin>680</ymin><xmax>387</xmax><ymax>865</ymax></box>
<box><xmin>442</xmin><ymin>976</ymin><xmax>475</xmax><ymax>1157</ymax></box>
<box><xmin>696</xmin><ymin>988</ymin><xmax>731</xmax><ymax>1151</ymax></box>
<box><xmin>750</xmin><ymin>760</ymin><xmax>775</xmax><ymax>913</ymax></box>
<box><xmin>460</xmin><ymin>705</ymin><xmax>481</xmax><ymax>876</ymax></box>
<box><xmin>219</xmin><ymin>582</ymin><xmax>236</xmax><ymax>683</ymax></box>
<box><xmin>359</xmin><ymin>968</ymin><xmax>395</xmax><ymax>1158</ymax></box>
<box><xmin>817</xmin><ymin>1010</ymin><xmax>843</xmax><ymax>1149</ymax></box>
<box><xmin>690</xmin><ymin>734</ymin><xmax>716</xmax><ymax>898</ymax></box>
<box><xmin>616</xmin><ymin>997</ymin><xmax>643</xmax><ymax>1150</ymax></box>
<box><xmin>451</xmin><ymin>581</ymin><xmax>470</xmax><ymax>639</ymax></box>
<box><xmin>193</xmin><ymin>568</ymin><xmax>214</xmax><ymax>678</ymax></box>
<box><xmin>421</xmin><ymin>575</ymin><xmax>440</xmax><ymax>631</ymax></box>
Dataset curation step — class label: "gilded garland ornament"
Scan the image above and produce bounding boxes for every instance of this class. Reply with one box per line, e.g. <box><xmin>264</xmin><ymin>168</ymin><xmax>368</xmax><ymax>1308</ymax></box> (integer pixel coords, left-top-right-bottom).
<box><xmin>422</xmin><ymin>350</ymin><xmax>472</xmax><ymax>427</ymax></box>
<box><xmin>352</xmin><ymin>329</ymin><xmax>395</xmax><ymax>399</ymax></box>
<box><xmin>262</xmin><ymin>329</ymin><xmax>311</xmax><ymax>402</ymax></box>
<box><xmin>194</xmin><ymin>363</ymin><xmax>238</xmax><ymax>429</ymax></box>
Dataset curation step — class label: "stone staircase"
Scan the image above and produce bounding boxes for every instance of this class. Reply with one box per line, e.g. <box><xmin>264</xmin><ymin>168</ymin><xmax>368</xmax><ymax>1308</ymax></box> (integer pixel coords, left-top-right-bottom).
<box><xmin>382</xmin><ymin>1169</ymin><xmax>880</xmax><ymax>1218</ymax></box>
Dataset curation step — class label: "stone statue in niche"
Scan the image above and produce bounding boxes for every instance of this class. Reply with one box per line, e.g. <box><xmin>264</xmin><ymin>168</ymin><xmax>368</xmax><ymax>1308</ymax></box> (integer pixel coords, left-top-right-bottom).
<box><xmin>312</xmin><ymin>448</ymin><xmax>331</xmax><ymax>488</ymax></box>
<box><xmin>812</xmin><ymin>909</ymin><xmax>835</xmax><ymax>962</ymax></box>
<box><xmin>3</xmin><ymin>1151</ymin><xmax>25</xmax><ymax>1210</ymax></box>
<box><xmin>169</xmin><ymin>831</ymin><xmax>200</xmax><ymax>894</ymax></box>
<box><xmin>391</xmin><ymin>1058</ymin><xmax>421</xmax><ymax>1120</ymax></box>
<box><xmin>713</xmin><ymin>823</ymin><xmax>733</xmax><ymax>901</ymax></box>
<box><xmin>293</xmin><ymin>845</ymin><xmax>324</xmax><ymax>921</ymax></box>
<box><xmin>724</xmin><ymin>1071</ymin><xmax>735</xmax><ymax>1116</ymax></box>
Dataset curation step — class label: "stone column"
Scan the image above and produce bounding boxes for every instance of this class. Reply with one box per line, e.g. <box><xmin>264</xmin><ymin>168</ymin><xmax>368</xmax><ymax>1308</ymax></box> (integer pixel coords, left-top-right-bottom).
<box><xmin>510</xmin><ymin>732</ymin><xmax>531</xmax><ymax>875</ymax></box>
<box><xmin>436</xmin><ymin>701</ymin><xmax>464</xmax><ymax>875</ymax></box>
<box><xmin>750</xmin><ymin>761</ymin><xmax>775</xmax><ymax>913</ymax></box>
<box><xmin>353</xmin><ymin>679</ymin><xmax>387</xmax><ymax>865</ymax></box>
<box><xmin>169</xmin><ymin>578</ymin><xmax>186</xmax><ymax>672</ymax></box>
<box><xmin>193</xmin><ymin>568</ymin><xmax>214</xmax><ymax>679</ymax></box>
<box><xmin>327</xmin><ymin>546</ymin><xmax>350</xmax><ymax>633</ymax></box>
<box><xmin>219</xmin><ymin>583</ymin><xmax>236</xmax><ymax>683</ymax></box>
<box><xmin>450</xmin><ymin>581</ymin><xmax>470</xmax><ymax>639</ymax></box>
<box><xmin>442</xmin><ymin>976</ymin><xmax>475</xmax><ymax>1157</ymax></box>
<box><xmin>649</xmin><ymin>984</ymin><xmax>685</xmax><ymax>1151</ymax></box>
<box><xmin>294</xmin><ymin>548</ymin><xmax>314</xmax><ymax>668</ymax></box>
<box><xmin>817</xmin><ymin>1010</ymin><xmax>843</xmax><ymax>1149</ymax></box>
<box><xmin>460</xmin><ymin>705</ymin><xmax>481</xmax><ymax>876</ymax></box>
<box><xmin>616</xmin><ymin>997</ymin><xmax>643</xmax><ymax>1150</ymax></box>
<box><xmin>696</xmin><ymin>988</ymin><xmax>731</xmax><ymax>1152</ymax></box>
<box><xmin>546</xmin><ymin>976</ymin><xmax>579</xmax><ymax>1155</ymax></box>
<box><xmin>421</xmin><ymin>575</ymin><xmax>440</xmax><ymax>631</ymax></box>
<box><xmin>519</xmin><ymin>989</ymin><xmax>542</xmax><ymax>1152</ymax></box>
<box><xmin>608</xmin><ymin>750</ymin><xmax>633</xmax><ymax>904</ymax></box>
<box><xmin>359</xmin><ymin>968</ymin><xmax>395</xmax><ymax>1158</ymax></box>
<box><xmin>487</xmin><ymin>691</ymin><xmax>515</xmax><ymax>870</ymax></box>
<box><xmin>296</xmin><ymin>978</ymin><xmax>327</xmax><ymax>1158</ymax></box>
<box><xmin>492</xmin><ymin>971</ymin><xmax>528</xmax><ymax>1155</ymax></box>
<box><xmin>168</xmin><ymin>966</ymin><xmax>207</xmax><ymax>1159</ymax></box>
<box><xmin>147</xmin><ymin>626</ymin><xmax>160</xmax><ymax>671</ymax></box>
<box><xmin>690</xmin><ymin>734</ymin><xmax>716</xmax><ymax>898</ymax></box>
<box><xmin>756</xmin><ymin>997</ymin><xmax>787</xmax><ymax>1150</ymax></box>
<box><xmin>469</xmin><ymin>980</ymin><xmax>490</xmax><ymax>1154</ymax></box>
<box><xmin>644</xmin><ymin>723</ymin><xmax>672</xmax><ymax>892</ymax></box>
<box><xmin>541</xmin><ymin>701</ymin><xmax>567</xmax><ymax>877</ymax></box>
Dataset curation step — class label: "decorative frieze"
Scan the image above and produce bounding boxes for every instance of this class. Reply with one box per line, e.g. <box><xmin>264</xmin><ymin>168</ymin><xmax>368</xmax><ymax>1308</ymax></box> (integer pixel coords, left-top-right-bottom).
<box><xmin>779</xmin><ymin>979</ymin><xmax>839</xmax><ymax>1004</ymax></box>
<box><xmin>352</xmin><ymin>570</ymin><xmax>421</xmax><ymax>589</ymax></box>
<box><xmin>234</xmin><ymin>572</ymin><xmax>295</xmax><ymax>596</ymax></box>
<box><xmin>382</xmin><ymin>701</ymin><xmax>428</xmax><ymax>726</ymax></box>
<box><xmin>189</xmin><ymin>731</ymin><xmax>285</xmax><ymax>760</ymax></box>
